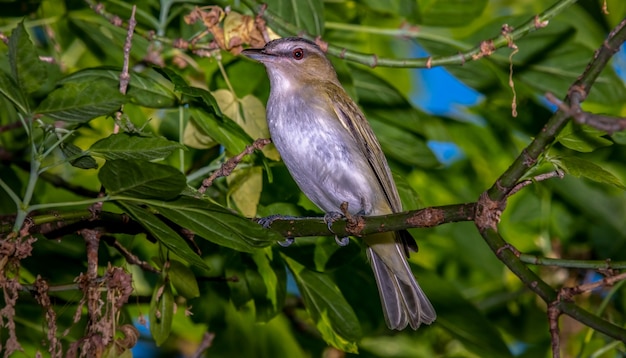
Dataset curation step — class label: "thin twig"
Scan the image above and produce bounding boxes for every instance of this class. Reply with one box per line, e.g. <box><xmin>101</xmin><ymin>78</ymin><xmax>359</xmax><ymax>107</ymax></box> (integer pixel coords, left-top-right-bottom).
<box><xmin>102</xmin><ymin>235</ymin><xmax>159</xmax><ymax>273</ymax></box>
<box><xmin>191</xmin><ymin>332</ymin><xmax>215</xmax><ymax>358</ymax></box>
<box><xmin>545</xmin><ymin>92</ymin><xmax>626</xmax><ymax>134</ymax></box>
<box><xmin>508</xmin><ymin>170</ymin><xmax>564</xmax><ymax>197</ymax></box>
<box><xmin>198</xmin><ymin>138</ymin><xmax>271</xmax><ymax>193</ymax></box>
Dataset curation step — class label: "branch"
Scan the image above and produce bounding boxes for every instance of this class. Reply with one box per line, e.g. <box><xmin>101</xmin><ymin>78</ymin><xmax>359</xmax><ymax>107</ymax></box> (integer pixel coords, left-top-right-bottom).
<box><xmin>487</xmin><ymin>17</ymin><xmax>626</xmax><ymax>202</ymax></box>
<box><xmin>256</xmin><ymin>203</ymin><xmax>476</xmax><ymax>238</ymax></box>
<box><xmin>520</xmin><ymin>255</ymin><xmax>626</xmax><ymax>270</ymax></box>
<box><xmin>242</xmin><ymin>0</ymin><xmax>576</xmax><ymax>68</ymax></box>
<box><xmin>475</xmin><ymin>17</ymin><xmax>626</xmax><ymax>352</ymax></box>
<box><xmin>546</xmin><ymin>92</ymin><xmax>626</xmax><ymax>134</ymax></box>
<box><xmin>198</xmin><ymin>138</ymin><xmax>271</xmax><ymax>193</ymax></box>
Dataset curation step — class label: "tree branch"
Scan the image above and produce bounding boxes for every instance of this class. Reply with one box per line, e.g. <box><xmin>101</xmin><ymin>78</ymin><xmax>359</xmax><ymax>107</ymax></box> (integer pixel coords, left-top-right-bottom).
<box><xmin>242</xmin><ymin>0</ymin><xmax>577</xmax><ymax>68</ymax></box>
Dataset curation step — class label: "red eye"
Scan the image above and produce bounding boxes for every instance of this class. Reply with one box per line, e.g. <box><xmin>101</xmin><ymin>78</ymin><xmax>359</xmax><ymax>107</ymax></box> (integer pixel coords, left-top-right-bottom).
<box><xmin>292</xmin><ymin>48</ymin><xmax>304</xmax><ymax>60</ymax></box>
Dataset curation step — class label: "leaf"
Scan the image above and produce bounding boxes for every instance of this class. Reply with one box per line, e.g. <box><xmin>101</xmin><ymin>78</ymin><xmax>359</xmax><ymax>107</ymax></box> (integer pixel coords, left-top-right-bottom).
<box><xmin>57</xmin><ymin>66</ymin><xmax>177</xmax><ymax>109</ymax></box>
<box><xmin>351</xmin><ymin>66</ymin><xmax>432</xmax><ymax>136</ymax></box>
<box><xmin>417</xmin><ymin>270</ymin><xmax>514</xmax><ymax>358</ymax></box>
<box><xmin>0</xmin><ymin>69</ymin><xmax>29</xmax><ymax>114</ymax></box>
<box><xmin>212</xmin><ymin>89</ymin><xmax>280</xmax><ymax>160</ymax></box>
<box><xmin>168</xmin><ymin>259</ymin><xmax>200</xmax><ymax>299</ymax></box>
<box><xmin>557</xmin><ymin>122</ymin><xmax>613</xmax><ymax>152</ymax></box>
<box><xmin>118</xmin><ymin>202</ymin><xmax>211</xmax><ymax>274</ymax></box>
<box><xmin>37</xmin><ymin>80</ymin><xmax>126</xmax><ymax>122</ymax></box>
<box><xmin>59</xmin><ymin>142</ymin><xmax>98</xmax><ymax>170</ymax></box>
<box><xmin>149</xmin><ymin>277</ymin><xmax>174</xmax><ymax>346</ymax></box>
<box><xmin>127</xmin><ymin>68</ymin><xmax>177</xmax><ymax>108</ymax></box>
<box><xmin>98</xmin><ymin>159</ymin><xmax>186</xmax><ymax>199</ymax></box>
<box><xmin>370</xmin><ymin>118</ymin><xmax>440</xmax><ymax>168</ymax></box>
<box><xmin>162</xmin><ymin>69</ymin><xmax>254</xmax><ymax>154</ymax></box>
<box><xmin>9</xmin><ymin>21</ymin><xmax>47</xmax><ymax>95</ymax></box>
<box><xmin>283</xmin><ymin>256</ymin><xmax>361</xmax><ymax>353</ymax></box>
<box><xmin>160</xmin><ymin>67</ymin><xmax>223</xmax><ymax>117</ymax></box>
<box><xmin>416</xmin><ymin>0</ymin><xmax>488</xmax><ymax>26</ymax></box>
<box><xmin>551</xmin><ymin>156</ymin><xmax>625</xmax><ymax>190</ymax></box>
<box><xmin>184</xmin><ymin>107</ymin><xmax>252</xmax><ymax>154</ymax></box>
<box><xmin>89</xmin><ymin>133</ymin><xmax>185</xmax><ymax>161</ymax></box>
<box><xmin>265</xmin><ymin>0</ymin><xmax>324</xmax><ymax>35</ymax></box>
<box><xmin>151</xmin><ymin>196</ymin><xmax>283</xmax><ymax>252</ymax></box>
<box><xmin>227</xmin><ymin>166</ymin><xmax>263</xmax><ymax>217</ymax></box>
<box><xmin>359</xmin><ymin>0</ymin><xmax>417</xmax><ymax>19</ymax></box>
<box><xmin>249</xmin><ymin>249</ymin><xmax>286</xmax><ymax>322</ymax></box>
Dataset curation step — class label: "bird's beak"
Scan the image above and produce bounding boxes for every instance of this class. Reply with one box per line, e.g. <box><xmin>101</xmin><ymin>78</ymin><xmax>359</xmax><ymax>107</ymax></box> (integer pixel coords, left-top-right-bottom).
<box><xmin>241</xmin><ymin>48</ymin><xmax>275</xmax><ymax>63</ymax></box>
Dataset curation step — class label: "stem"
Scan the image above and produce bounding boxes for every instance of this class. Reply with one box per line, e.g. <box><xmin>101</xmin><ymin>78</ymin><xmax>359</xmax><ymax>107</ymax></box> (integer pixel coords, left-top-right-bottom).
<box><xmin>27</xmin><ymin>196</ymin><xmax>112</xmax><ymax>212</ymax></box>
<box><xmin>241</xmin><ymin>0</ymin><xmax>579</xmax><ymax>68</ymax></box>
<box><xmin>178</xmin><ymin>105</ymin><xmax>185</xmax><ymax>173</ymax></box>
<box><xmin>520</xmin><ymin>254</ymin><xmax>626</xmax><ymax>269</ymax></box>
<box><xmin>0</xmin><ymin>178</ymin><xmax>22</xmax><ymax>210</ymax></box>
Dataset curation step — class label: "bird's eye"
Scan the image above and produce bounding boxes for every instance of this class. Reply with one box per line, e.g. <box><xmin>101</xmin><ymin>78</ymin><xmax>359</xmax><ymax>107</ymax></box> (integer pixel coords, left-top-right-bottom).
<box><xmin>292</xmin><ymin>48</ymin><xmax>304</xmax><ymax>60</ymax></box>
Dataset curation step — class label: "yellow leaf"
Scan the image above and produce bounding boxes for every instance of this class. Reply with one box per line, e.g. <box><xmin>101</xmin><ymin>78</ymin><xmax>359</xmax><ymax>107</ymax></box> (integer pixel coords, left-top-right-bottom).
<box><xmin>212</xmin><ymin>89</ymin><xmax>280</xmax><ymax>160</ymax></box>
<box><xmin>183</xmin><ymin>118</ymin><xmax>217</xmax><ymax>149</ymax></box>
<box><xmin>227</xmin><ymin>166</ymin><xmax>263</xmax><ymax>217</ymax></box>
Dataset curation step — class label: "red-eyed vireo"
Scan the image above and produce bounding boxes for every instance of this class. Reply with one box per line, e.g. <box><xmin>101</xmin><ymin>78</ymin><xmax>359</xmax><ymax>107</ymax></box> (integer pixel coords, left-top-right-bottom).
<box><xmin>242</xmin><ymin>37</ymin><xmax>436</xmax><ymax>330</ymax></box>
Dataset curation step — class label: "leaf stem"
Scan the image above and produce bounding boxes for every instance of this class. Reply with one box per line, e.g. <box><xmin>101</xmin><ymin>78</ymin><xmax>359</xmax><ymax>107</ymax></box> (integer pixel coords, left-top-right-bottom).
<box><xmin>519</xmin><ymin>254</ymin><xmax>626</xmax><ymax>269</ymax></box>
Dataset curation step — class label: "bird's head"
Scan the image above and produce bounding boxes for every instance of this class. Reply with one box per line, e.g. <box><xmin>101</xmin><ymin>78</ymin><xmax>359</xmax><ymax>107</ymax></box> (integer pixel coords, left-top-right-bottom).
<box><xmin>242</xmin><ymin>37</ymin><xmax>340</xmax><ymax>89</ymax></box>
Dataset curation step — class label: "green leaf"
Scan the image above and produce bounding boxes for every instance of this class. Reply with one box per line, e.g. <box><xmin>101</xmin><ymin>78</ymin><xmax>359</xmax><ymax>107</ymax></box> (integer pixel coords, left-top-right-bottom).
<box><xmin>283</xmin><ymin>255</ymin><xmax>361</xmax><ymax>353</ymax></box>
<box><xmin>359</xmin><ymin>0</ymin><xmax>417</xmax><ymax>19</ymax></box>
<box><xmin>418</xmin><ymin>270</ymin><xmax>514</xmax><ymax>358</ymax></box>
<box><xmin>37</xmin><ymin>80</ymin><xmax>126</xmax><ymax>122</ymax></box>
<box><xmin>127</xmin><ymin>68</ymin><xmax>177</xmax><ymax>108</ymax></box>
<box><xmin>89</xmin><ymin>133</ymin><xmax>185</xmax><ymax>161</ymax></box>
<box><xmin>416</xmin><ymin>0</ymin><xmax>488</xmax><ymax>26</ymax></box>
<box><xmin>98</xmin><ymin>159</ymin><xmax>186</xmax><ymax>199</ymax></box>
<box><xmin>265</xmin><ymin>0</ymin><xmax>324</xmax><ymax>35</ymax></box>
<box><xmin>249</xmin><ymin>249</ymin><xmax>286</xmax><ymax>322</ymax></box>
<box><xmin>225</xmin><ymin>249</ymin><xmax>286</xmax><ymax>322</ymax></box>
<box><xmin>118</xmin><ymin>202</ymin><xmax>211</xmax><ymax>274</ymax></box>
<box><xmin>351</xmin><ymin>66</ymin><xmax>431</xmax><ymax>136</ymax></box>
<box><xmin>160</xmin><ymin>67</ymin><xmax>222</xmax><ymax>117</ymax></box>
<box><xmin>370</xmin><ymin>118</ymin><xmax>440</xmax><ymax>168</ymax></box>
<box><xmin>9</xmin><ymin>21</ymin><xmax>47</xmax><ymax>95</ymax></box>
<box><xmin>168</xmin><ymin>259</ymin><xmax>200</xmax><ymax>299</ymax></box>
<box><xmin>557</xmin><ymin>122</ymin><xmax>613</xmax><ymax>152</ymax></box>
<box><xmin>552</xmin><ymin>156</ymin><xmax>625</xmax><ymax>190</ymax></box>
<box><xmin>185</xmin><ymin>107</ymin><xmax>252</xmax><ymax>154</ymax></box>
<box><xmin>56</xmin><ymin>66</ymin><xmax>177</xmax><ymax>109</ymax></box>
<box><xmin>0</xmin><ymin>69</ymin><xmax>29</xmax><ymax>114</ymax></box>
<box><xmin>151</xmin><ymin>196</ymin><xmax>283</xmax><ymax>252</ymax></box>
<box><xmin>162</xmin><ymin>68</ymin><xmax>255</xmax><ymax>154</ymax></box>
<box><xmin>59</xmin><ymin>142</ymin><xmax>98</xmax><ymax>170</ymax></box>
<box><xmin>149</xmin><ymin>277</ymin><xmax>174</xmax><ymax>346</ymax></box>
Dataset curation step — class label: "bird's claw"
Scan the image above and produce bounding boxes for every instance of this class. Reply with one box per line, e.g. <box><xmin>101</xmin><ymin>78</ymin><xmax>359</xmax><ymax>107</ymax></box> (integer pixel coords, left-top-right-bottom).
<box><xmin>258</xmin><ymin>214</ymin><xmax>295</xmax><ymax>229</ymax></box>
<box><xmin>335</xmin><ymin>236</ymin><xmax>350</xmax><ymax>247</ymax></box>
<box><xmin>323</xmin><ymin>211</ymin><xmax>344</xmax><ymax>233</ymax></box>
<box><xmin>277</xmin><ymin>237</ymin><xmax>295</xmax><ymax>247</ymax></box>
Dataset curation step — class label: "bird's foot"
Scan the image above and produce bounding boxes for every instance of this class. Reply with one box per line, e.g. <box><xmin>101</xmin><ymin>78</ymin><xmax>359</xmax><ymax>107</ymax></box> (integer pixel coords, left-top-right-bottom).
<box><xmin>334</xmin><ymin>235</ymin><xmax>350</xmax><ymax>246</ymax></box>
<box><xmin>258</xmin><ymin>214</ymin><xmax>297</xmax><ymax>229</ymax></box>
<box><xmin>277</xmin><ymin>237</ymin><xmax>295</xmax><ymax>247</ymax></box>
<box><xmin>323</xmin><ymin>211</ymin><xmax>344</xmax><ymax>233</ymax></box>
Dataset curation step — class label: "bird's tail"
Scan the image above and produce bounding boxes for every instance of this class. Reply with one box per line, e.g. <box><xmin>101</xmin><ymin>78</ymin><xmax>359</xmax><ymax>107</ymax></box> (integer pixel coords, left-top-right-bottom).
<box><xmin>366</xmin><ymin>233</ymin><xmax>436</xmax><ymax>330</ymax></box>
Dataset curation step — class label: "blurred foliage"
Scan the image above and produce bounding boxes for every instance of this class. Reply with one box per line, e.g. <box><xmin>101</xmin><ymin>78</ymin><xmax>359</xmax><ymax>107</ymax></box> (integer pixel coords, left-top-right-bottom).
<box><xmin>0</xmin><ymin>0</ymin><xmax>625</xmax><ymax>357</ymax></box>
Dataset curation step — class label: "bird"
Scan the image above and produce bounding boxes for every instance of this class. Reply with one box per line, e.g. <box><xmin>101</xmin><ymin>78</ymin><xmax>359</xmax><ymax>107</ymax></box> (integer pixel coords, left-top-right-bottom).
<box><xmin>241</xmin><ymin>37</ymin><xmax>436</xmax><ymax>330</ymax></box>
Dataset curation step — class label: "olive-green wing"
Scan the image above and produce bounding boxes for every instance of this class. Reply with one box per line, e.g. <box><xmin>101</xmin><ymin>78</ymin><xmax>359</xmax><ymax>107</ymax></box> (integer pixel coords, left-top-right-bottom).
<box><xmin>324</xmin><ymin>83</ymin><xmax>402</xmax><ymax>213</ymax></box>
